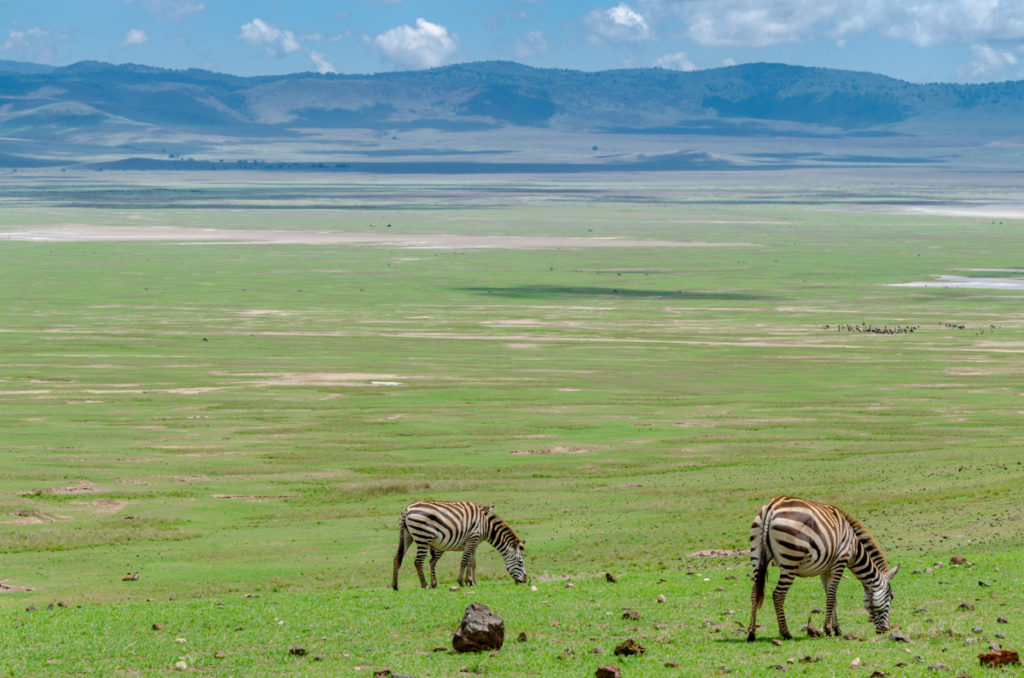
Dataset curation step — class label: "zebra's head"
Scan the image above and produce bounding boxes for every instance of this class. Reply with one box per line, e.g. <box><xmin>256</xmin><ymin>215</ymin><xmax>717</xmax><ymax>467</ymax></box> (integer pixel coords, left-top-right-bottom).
<box><xmin>485</xmin><ymin>507</ymin><xmax>527</xmax><ymax>583</ymax></box>
<box><xmin>863</xmin><ymin>563</ymin><xmax>900</xmax><ymax>633</ymax></box>
<box><xmin>505</xmin><ymin>539</ymin><xmax>527</xmax><ymax>584</ymax></box>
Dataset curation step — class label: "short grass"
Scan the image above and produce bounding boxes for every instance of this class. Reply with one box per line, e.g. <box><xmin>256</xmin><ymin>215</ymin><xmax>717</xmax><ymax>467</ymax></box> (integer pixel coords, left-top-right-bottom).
<box><xmin>0</xmin><ymin>169</ymin><xmax>1023</xmax><ymax>675</ymax></box>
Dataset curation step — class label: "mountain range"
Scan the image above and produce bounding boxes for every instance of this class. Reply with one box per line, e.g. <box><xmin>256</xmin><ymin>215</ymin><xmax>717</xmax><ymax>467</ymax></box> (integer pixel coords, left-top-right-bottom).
<box><xmin>2</xmin><ymin>59</ymin><xmax>1022</xmax><ymax>171</ymax></box>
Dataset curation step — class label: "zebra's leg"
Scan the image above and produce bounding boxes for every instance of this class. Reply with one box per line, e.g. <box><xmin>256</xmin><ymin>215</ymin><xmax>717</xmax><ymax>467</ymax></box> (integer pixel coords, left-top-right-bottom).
<box><xmin>413</xmin><ymin>544</ymin><xmax>430</xmax><ymax>588</ymax></box>
<box><xmin>458</xmin><ymin>538</ymin><xmax>480</xmax><ymax>587</ymax></box>
<box><xmin>429</xmin><ymin>548</ymin><xmax>443</xmax><ymax>588</ymax></box>
<box><xmin>747</xmin><ymin>580</ymin><xmax>761</xmax><ymax>641</ymax></box>
<box><xmin>821</xmin><ymin>566</ymin><xmax>845</xmax><ymax>636</ymax></box>
<box><xmin>771</xmin><ymin>571</ymin><xmax>797</xmax><ymax>640</ymax></box>
<box><xmin>468</xmin><ymin>553</ymin><xmax>477</xmax><ymax>586</ymax></box>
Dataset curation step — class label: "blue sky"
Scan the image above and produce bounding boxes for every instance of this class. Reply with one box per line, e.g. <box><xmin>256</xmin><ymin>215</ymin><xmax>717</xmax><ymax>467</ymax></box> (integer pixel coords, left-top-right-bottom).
<box><xmin>3</xmin><ymin>0</ymin><xmax>1024</xmax><ymax>83</ymax></box>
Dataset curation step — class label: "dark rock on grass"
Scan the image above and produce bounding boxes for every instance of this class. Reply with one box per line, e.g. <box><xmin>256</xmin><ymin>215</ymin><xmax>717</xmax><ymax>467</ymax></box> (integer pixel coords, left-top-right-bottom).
<box><xmin>979</xmin><ymin>648</ymin><xmax>1020</xmax><ymax>667</ymax></box>
<box><xmin>889</xmin><ymin>632</ymin><xmax>911</xmax><ymax>642</ymax></box>
<box><xmin>517</xmin><ymin>631</ymin><xmax>528</xmax><ymax>642</ymax></box>
<box><xmin>622</xmin><ymin>609</ymin><xmax>640</xmax><ymax>620</ymax></box>
<box><xmin>452</xmin><ymin>603</ymin><xmax>504</xmax><ymax>653</ymax></box>
<box><xmin>951</xmin><ymin>555</ymin><xmax>968</xmax><ymax>565</ymax></box>
<box><xmin>613</xmin><ymin>639</ymin><xmax>646</xmax><ymax>656</ymax></box>
<box><xmin>997</xmin><ymin>617</ymin><xmax>1009</xmax><ymax>624</ymax></box>
<box><xmin>605</xmin><ymin>572</ymin><xmax>618</xmax><ymax>583</ymax></box>
<box><xmin>959</xmin><ymin>603</ymin><xmax>975</xmax><ymax>611</ymax></box>
<box><xmin>289</xmin><ymin>646</ymin><xmax>307</xmax><ymax>656</ymax></box>
<box><xmin>595</xmin><ymin>666</ymin><xmax>621</xmax><ymax>678</ymax></box>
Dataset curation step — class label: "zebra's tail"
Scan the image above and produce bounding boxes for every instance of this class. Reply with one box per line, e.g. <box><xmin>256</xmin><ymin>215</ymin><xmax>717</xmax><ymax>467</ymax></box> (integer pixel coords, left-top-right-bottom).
<box><xmin>750</xmin><ymin>512</ymin><xmax>771</xmax><ymax>610</ymax></box>
<box><xmin>392</xmin><ymin>510</ymin><xmax>411</xmax><ymax>590</ymax></box>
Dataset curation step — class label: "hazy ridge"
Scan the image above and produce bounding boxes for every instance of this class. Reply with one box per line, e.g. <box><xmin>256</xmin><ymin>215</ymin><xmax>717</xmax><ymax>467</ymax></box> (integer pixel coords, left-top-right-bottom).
<box><xmin>1</xmin><ymin>59</ymin><xmax>1022</xmax><ymax>171</ymax></box>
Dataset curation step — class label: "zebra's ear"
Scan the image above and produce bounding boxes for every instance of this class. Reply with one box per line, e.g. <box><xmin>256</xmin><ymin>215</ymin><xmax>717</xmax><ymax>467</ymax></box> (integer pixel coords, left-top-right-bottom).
<box><xmin>519</xmin><ymin>540</ymin><xmax>526</xmax><ymax>551</ymax></box>
<box><xmin>889</xmin><ymin>562</ymin><xmax>901</xmax><ymax>579</ymax></box>
<box><xmin>482</xmin><ymin>505</ymin><xmax>495</xmax><ymax>516</ymax></box>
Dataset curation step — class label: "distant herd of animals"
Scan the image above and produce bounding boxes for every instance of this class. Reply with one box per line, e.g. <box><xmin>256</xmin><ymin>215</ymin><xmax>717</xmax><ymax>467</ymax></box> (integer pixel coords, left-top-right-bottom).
<box><xmin>390</xmin><ymin>496</ymin><xmax>898</xmax><ymax>640</ymax></box>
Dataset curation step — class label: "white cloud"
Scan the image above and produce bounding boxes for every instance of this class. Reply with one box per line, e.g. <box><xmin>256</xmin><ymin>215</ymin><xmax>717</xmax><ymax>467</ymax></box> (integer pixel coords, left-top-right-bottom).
<box><xmin>514</xmin><ymin>30</ymin><xmax>549</xmax><ymax>60</ymax></box>
<box><xmin>309</xmin><ymin>50</ymin><xmax>336</xmax><ymax>74</ymax></box>
<box><xmin>372</xmin><ymin>18</ymin><xmax>457</xmax><ymax>70</ymax></box>
<box><xmin>653</xmin><ymin>50</ymin><xmax>696</xmax><ymax>71</ymax></box>
<box><xmin>4</xmin><ymin>26</ymin><xmax>49</xmax><ymax>50</ymax></box>
<box><xmin>586</xmin><ymin>3</ymin><xmax>654</xmax><ymax>44</ymax></box>
<box><xmin>239</xmin><ymin>18</ymin><xmax>302</xmax><ymax>57</ymax></box>
<box><xmin>3</xmin><ymin>26</ymin><xmax>67</xmax><ymax>62</ymax></box>
<box><xmin>959</xmin><ymin>43</ymin><xmax>1018</xmax><ymax>80</ymax></box>
<box><xmin>654</xmin><ymin>0</ymin><xmax>1024</xmax><ymax>48</ymax></box>
<box><xmin>121</xmin><ymin>28</ymin><xmax>149</xmax><ymax>48</ymax></box>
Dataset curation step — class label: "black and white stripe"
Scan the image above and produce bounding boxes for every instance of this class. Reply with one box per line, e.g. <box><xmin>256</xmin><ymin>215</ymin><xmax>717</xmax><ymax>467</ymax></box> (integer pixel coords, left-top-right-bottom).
<box><xmin>746</xmin><ymin>496</ymin><xmax>899</xmax><ymax>641</ymax></box>
<box><xmin>391</xmin><ymin>501</ymin><xmax>527</xmax><ymax>590</ymax></box>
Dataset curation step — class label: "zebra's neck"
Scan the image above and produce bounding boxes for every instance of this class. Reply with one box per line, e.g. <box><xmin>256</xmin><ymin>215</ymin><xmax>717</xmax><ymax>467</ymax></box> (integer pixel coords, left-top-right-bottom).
<box><xmin>487</xmin><ymin>516</ymin><xmax>519</xmax><ymax>555</ymax></box>
<box><xmin>845</xmin><ymin>515</ymin><xmax>889</xmax><ymax>585</ymax></box>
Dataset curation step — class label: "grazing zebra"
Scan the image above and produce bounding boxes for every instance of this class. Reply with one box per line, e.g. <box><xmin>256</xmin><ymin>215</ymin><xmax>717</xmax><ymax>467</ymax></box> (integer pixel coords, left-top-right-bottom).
<box><xmin>746</xmin><ymin>496</ymin><xmax>899</xmax><ymax>641</ymax></box>
<box><xmin>391</xmin><ymin>501</ymin><xmax>527</xmax><ymax>590</ymax></box>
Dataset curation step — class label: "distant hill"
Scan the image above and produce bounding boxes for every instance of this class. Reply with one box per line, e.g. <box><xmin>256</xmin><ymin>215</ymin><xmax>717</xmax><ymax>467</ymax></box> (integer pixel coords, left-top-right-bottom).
<box><xmin>1</xmin><ymin>59</ymin><xmax>1022</xmax><ymax>171</ymax></box>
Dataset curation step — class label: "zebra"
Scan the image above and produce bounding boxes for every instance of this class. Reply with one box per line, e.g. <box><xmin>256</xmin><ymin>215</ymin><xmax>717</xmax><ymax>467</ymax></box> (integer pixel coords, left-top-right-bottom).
<box><xmin>746</xmin><ymin>496</ymin><xmax>899</xmax><ymax>641</ymax></box>
<box><xmin>391</xmin><ymin>501</ymin><xmax>527</xmax><ymax>590</ymax></box>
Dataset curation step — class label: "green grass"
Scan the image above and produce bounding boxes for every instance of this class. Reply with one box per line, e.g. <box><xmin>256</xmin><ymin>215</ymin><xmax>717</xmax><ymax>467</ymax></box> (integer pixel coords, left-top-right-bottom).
<box><xmin>0</xmin><ymin>170</ymin><xmax>1023</xmax><ymax>675</ymax></box>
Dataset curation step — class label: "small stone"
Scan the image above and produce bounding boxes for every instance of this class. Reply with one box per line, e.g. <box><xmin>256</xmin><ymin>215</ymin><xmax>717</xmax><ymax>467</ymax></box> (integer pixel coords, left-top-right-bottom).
<box><xmin>927</xmin><ymin>664</ymin><xmax>950</xmax><ymax>671</ymax></box>
<box><xmin>450</xmin><ymin>586</ymin><xmax>460</xmax><ymax>592</ymax></box>
<box><xmin>595</xmin><ymin>666</ymin><xmax>621</xmax><ymax>678</ymax></box>
<box><xmin>373</xmin><ymin>670</ymin><xmax>392</xmax><ymax>678</ymax></box>
<box><xmin>665</xmin><ymin>661</ymin><xmax>679</xmax><ymax>668</ymax></box>
<box><xmin>175</xmin><ymin>638</ymin><xmax>187</xmax><ymax>644</ymax></box>
<box><xmin>565</xmin><ymin>582</ymin><xmax>574</xmax><ymax>589</ymax></box>
<box><xmin>152</xmin><ymin>623</ymin><xmax>165</xmax><ymax>630</ymax></box>
<box><xmin>289</xmin><ymin>646</ymin><xmax>307</xmax><ymax>656</ymax></box>
<box><xmin>530</xmin><ymin>585</ymin><xmax>538</xmax><ymax>592</ymax></box>
<box><xmin>591</xmin><ymin>646</ymin><xmax>603</xmax><ymax>655</ymax></box>
<box><xmin>959</xmin><ymin>603</ymin><xmax>975</xmax><ymax>611</ymax></box>
<box><xmin>613</xmin><ymin>639</ymin><xmax>646</xmax><ymax>656</ymax></box>
<box><xmin>605</xmin><ymin>572</ymin><xmax>617</xmax><ymax>583</ymax></box>
<box><xmin>869</xmin><ymin>672</ymin><xmax>886</xmax><ymax>678</ymax></box>
<box><xmin>843</xmin><ymin>634</ymin><xmax>860</xmax><ymax>641</ymax></box>
<box><xmin>771</xmin><ymin>639</ymin><xmax>784</xmax><ymax>646</ymax></box>
<box><xmin>850</xmin><ymin>657</ymin><xmax>862</xmax><ymax>668</ymax></box>
<box><xmin>517</xmin><ymin>631</ymin><xmax>528</xmax><ymax>642</ymax></box>
<box><xmin>622</xmin><ymin>610</ymin><xmax>640</xmax><ymax>620</ymax></box>
<box><xmin>657</xmin><ymin>594</ymin><xmax>667</xmax><ymax>604</ymax></box>
<box><xmin>997</xmin><ymin>617</ymin><xmax>1009</xmax><ymax>624</ymax></box>
<box><xmin>174</xmin><ymin>660</ymin><xmax>188</xmax><ymax>671</ymax></box>
<box><xmin>972</xmin><ymin>626</ymin><xmax>984</xmax><ymax>633</ymax></box>
<box><xmin>889</xmin><ymin>632</ymin><xmax>911</xmax><ymax>642</ymax></box>
<box><xmin>951</xmin><ymin>555</ymin><xmax>968</xmax><ymax>565</ymax></box>
<box><xmin>214</xmin><ymin>651</ymin><xmax>227</xmax><ymax>659</ymax></box>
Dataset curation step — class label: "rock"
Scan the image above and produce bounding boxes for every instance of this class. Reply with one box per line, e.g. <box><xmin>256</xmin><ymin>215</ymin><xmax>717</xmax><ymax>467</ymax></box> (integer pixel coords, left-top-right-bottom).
<box><xmin>565</xmin><ymin>582</ymin><xmax>574</xmax><ymax>589</ymax></box>
<box><xmin>289</xmin><ymin>646</ymin><xmax>307</xmax><ymax>656</ymax></box>
<box><xmin>889</xmin><ymin>633</ymin><xmax>911</xmax><ymax>642</ymax></box>
<box><xmin>771</xmin><ymin>639</ymin><xmax>784</xmax><ymax>647</ymax></box>
<box><xmin>979</xmin><ymin>648</ymin><xmax>1020</xmax><ymax>667</ymax></box>
<box><xmin>869</xmin><ymin>672</ymin><xmax>886</xmax><ymax>678</ymax></box>
<box><xmin>951</xmin><ymin>555</ymin><xmax>968</xmax><ymax>565</ymax></box>
<box><xmin>927</xmin><ymin>664</ymin><xmax>950</xmax><ymax>671</ymax></box>
<box><xmin>595</xmin><ymin>666</ymin><xmax>621</xmax><ymax>678</ymax></box>
<box><xmin>214</xmin><ymin>651</ymin><xmax>227</xmax><ymax>659</ymax></box>
<box><xmin>850</xmin><ymin>657</ymin><xmax>862</xmax><ymax>668</ymax></box>
<box><xmin>591</xmin><ymin>646</ymin><xmax>603</xmax><ymax>655</ymax></box>
<box><xmin>665</xmin><ymin>661</ymin><xmax>679</xmax><ymax>668</ymax></box>
<box><xmin>530</xmin><ymin>585</ymin><xmax>538</xmax><ymax>592</ymax></box>
<box><xmin>959</xmin><ymin>603</ymin><xmax>975</xmax><ymax>610</ymax></box>
<box><xmin>657</xmin><ymin>594</ymin><xmax>667</xmax><ymax>604</ymax></box>
<box><xmin>972</xmin><ymin>626</ymin><xmax>984</xmax><ymax>633</ymax></box>
<box><xmin>174</xmin><ymin>660</ymin><xmax>188</xmax><ymax>671</ymax></box>
<box><xmin>450</xmin><ymin>586</ymin><xmax>460</xmax><ymax>592</ymax></box>
<box><xmin>997</xmin><ymin>617</ymin><xmax>1009</xmax><ymax>624</ymax></box>
<box><xmin>605</xmin><ymin>572</ymin><xmax>618</xmax><ymax>583</ymax></box>
<box><xmin>622</xmin><ymin>609</ymin><xmax>640</xmax><ymax>620</ymax></box>
<box><xmin>152</xmin><ymin>623</ymin><xmax>165</xmax><ymax>630</ymax></box>
<box><xmin>452</xmin><ymin>603</ymin><xmax>505</xmax><ymax>653</ymax></box>
<box><xmin>613</xmin><ymin>639</ymin><xmax>646</xmax><ymax>656</ymax></box>
<box><xmin>373</xmin><ymin>670</ymin><xmax>392</xmax><ymax>678</ymax></box>
<box><xmin>517</xmin><ymin>631</ymin><xmax>528</xmax><ymax>642</ymax></box>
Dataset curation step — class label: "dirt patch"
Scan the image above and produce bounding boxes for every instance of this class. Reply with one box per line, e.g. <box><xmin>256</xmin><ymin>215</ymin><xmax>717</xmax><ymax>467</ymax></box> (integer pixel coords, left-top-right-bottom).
<box><xmin>237</xmin><ymin>372</ymin><xmax>404</xmax><ymax>387</ymax></box>
<box><xmin>0</xmin><ymin>580</ymin><xmax>33</xmax><ymax>593</ymax></box>
<box><xmin>27</xmin><ymin>481</ymin><xmax>98</xmax><ymax>496</ymax></box>
<box><xmin>5</xmin><ymin>510</ymin><xmax>69</xmax><ymax>524</ymax></box>
<box><xmin>688</xmin><ymin>548</ymin><xmax>748</xmax><ymax>558</ymax></box>
<box><xmin>71</xmin><ymin>499</ymin><xmax>130</xmax><ymax>514</ymax></box>
<box><xmin>213</xmin><ymin>494</ymin><xmax>298</xmax><ymax>501</ymax></box>
<box><xmin>509</xmin><ymin>445</ymin><xmax>589</xmax><ymax>455</ymax></box>
<box><xmin>1</xmin><ymin>225</ymin><xmax>754</xmax><ymax>249</ymax></box>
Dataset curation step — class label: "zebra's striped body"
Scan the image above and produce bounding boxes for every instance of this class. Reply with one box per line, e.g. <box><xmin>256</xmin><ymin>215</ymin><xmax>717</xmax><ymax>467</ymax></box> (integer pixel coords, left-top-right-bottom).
<box><xmin>747</xmin><ymin>496</ymin><xmax>899</xmax><ymax>641</ymax></box>
<box><xmin>391</xmin><ymin>501</ymin><xmax>527</xmax><ymax>590</ymax></box>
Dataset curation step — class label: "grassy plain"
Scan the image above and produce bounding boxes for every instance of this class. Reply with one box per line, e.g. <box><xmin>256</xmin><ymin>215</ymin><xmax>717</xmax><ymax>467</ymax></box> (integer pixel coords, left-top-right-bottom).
<box><xmin>1</xmin><ymin>169</ymin><xmax>1023</xmax><ymax>675</ymax></box>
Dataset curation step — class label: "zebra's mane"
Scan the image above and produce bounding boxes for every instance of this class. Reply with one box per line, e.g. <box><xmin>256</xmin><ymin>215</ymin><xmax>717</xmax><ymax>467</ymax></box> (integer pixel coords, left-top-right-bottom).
<box><xmin>487</xmin><ymin>512</ymin><xmax>521</xmax><ymax>544</ymax></box>
<box><xmin>841</xmin><ymin>509</ymin><xmax>889</xmax><ymax>571</ymax></box>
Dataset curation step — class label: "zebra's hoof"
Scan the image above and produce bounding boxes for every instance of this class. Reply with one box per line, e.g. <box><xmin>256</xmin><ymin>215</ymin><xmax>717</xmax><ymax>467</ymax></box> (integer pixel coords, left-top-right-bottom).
<box><xmin>746</xmin><ymin>633</ymin><xmax>756</xmax><ymax>642</ymax></box>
